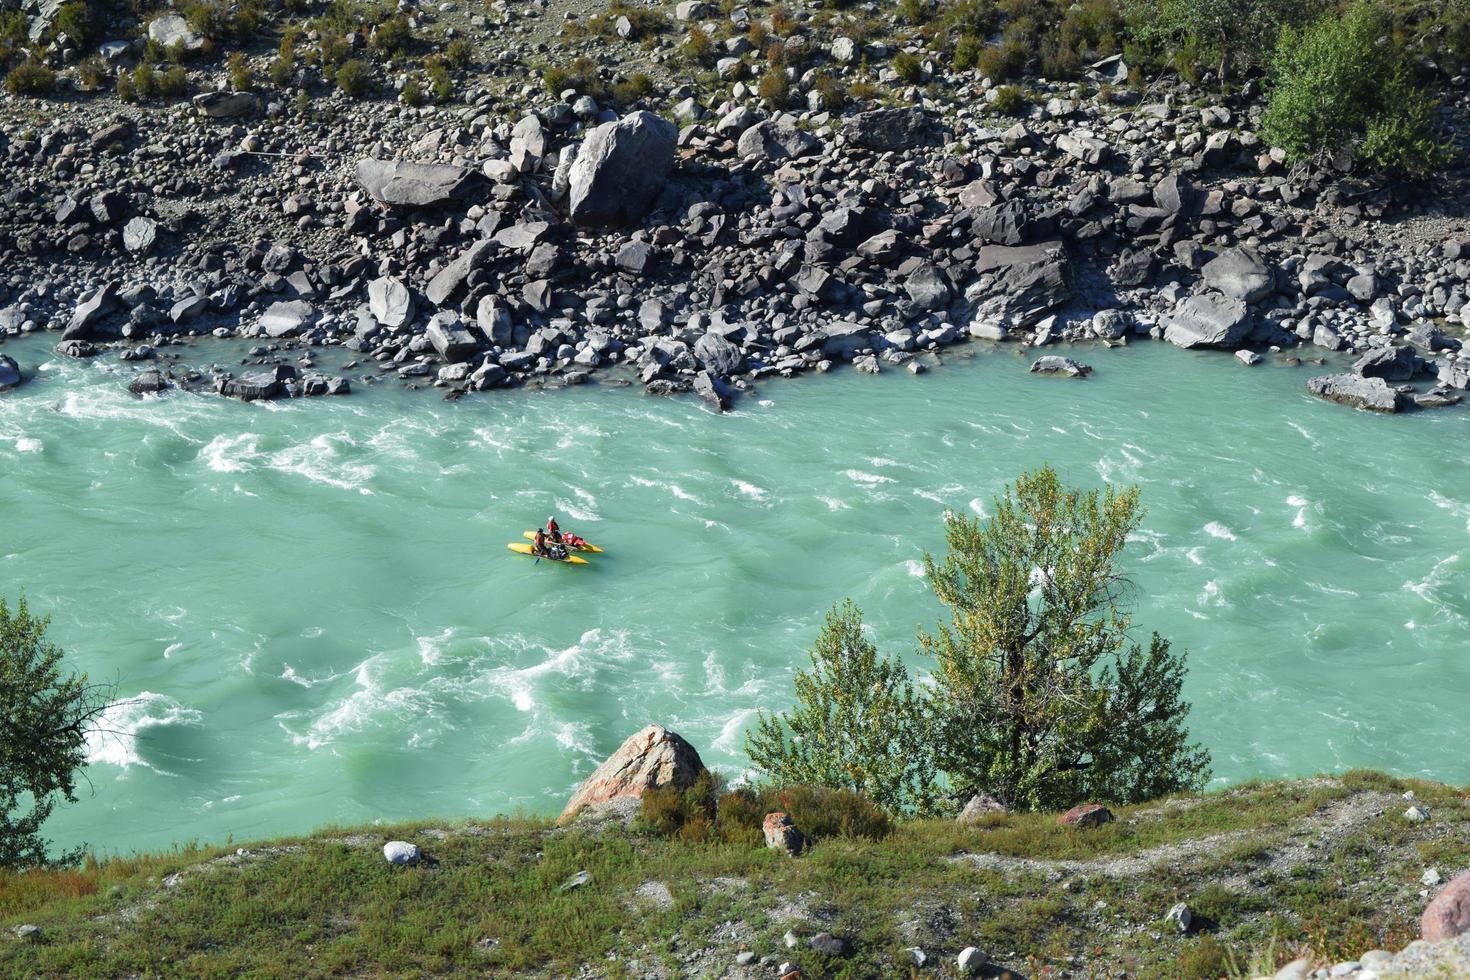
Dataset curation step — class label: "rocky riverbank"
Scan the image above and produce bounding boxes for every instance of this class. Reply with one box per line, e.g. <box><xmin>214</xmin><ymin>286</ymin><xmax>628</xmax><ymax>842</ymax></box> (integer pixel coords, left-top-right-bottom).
<box><xmin>2</xmin><ymin>0</ymin><xmax>1470</xmax><ymax>414</ymax></box>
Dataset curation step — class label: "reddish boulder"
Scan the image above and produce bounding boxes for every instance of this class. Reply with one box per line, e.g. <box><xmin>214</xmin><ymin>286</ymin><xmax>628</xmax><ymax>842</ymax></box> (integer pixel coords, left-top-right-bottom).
<box><xmin>1058</xmin><ymin>803</ymin><xmax>1114</xmax><ymax>828</ymax></box>
<box><xmin>1423</xmin><ymin>871</ymin><xmax>1470</xmax><ymax>942</ymax></box>
<box><xmin>558</xmin><ymin>724</ymin><xmax>705</xmax><ymax>824</ymax></box>
<box><xmin>764</xmin><ymin>812</ymin><xmax>806</xmax><ymax>856</ymax></box>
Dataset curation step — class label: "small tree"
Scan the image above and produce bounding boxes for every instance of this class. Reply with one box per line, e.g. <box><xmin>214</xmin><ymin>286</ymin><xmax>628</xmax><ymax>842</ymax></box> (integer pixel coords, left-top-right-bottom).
<box><xmin>1</xmin><ymin>596</ymin><xmax>116</xmax><ymax>869</ymax></box>
<box><xmin>921</xmin><ymin>466</ymin><xmax>1210</xmax><ymax>811</ymax></box>
<box><xmin>746</xmin><ymin>600</ymin><xmax>942</xmax><ymax>816</ymax></box>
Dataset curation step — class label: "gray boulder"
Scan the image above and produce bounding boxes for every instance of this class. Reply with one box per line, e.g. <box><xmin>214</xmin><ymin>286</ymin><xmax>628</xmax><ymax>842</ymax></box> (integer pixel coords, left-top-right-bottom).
<box><xmin>426</xmin><ymin>314</ymin><xmax>479</xmax><ymax>363</ymax></box>
<box><xmin>476</xmin><ymin>295</ymin><xmax>514</xmax><ymax>347</ymax></box>
<box><xmin>1162</xmin><ymin>293</ymin><xmax>1251</xmax><ymax>349</ymax></box>
<box><xmin>567</xmin><ymin>111</ymin><xmax>677</xmax><ymax>226</ymax></box>
<box><xmin>820</xmin><ymin>322</ymin><xmax>872</xmax><ymax>359</ymax></box>
<box><xmin>694</xmin><ymin>332</ymin><xmax>742</xmax><ymax>375</ymax></box>
<box><xmin>1307</xmin><ymin>374</ymin><xmax>1403</xmax><ymax>413</ymax></box>
<box><xmin>426</xmin><ymin>240</ymin><xmax>496</xmax><ymax>306</ymax></box>
<box><xmin>257</xmin><ymin>300</ymin><xmax>315</xmax><ymax>338</ymax></box>
<box><xmin>1029</xmin><ymin>356</ymin><xmax>1092</xmax><ymax>377</ymax></box>
<box><xmin>356</xmin><ymin>159</ymin><xmax>475</xmax><ymax>209</ymax></box>
<box><xmin>220</xmin><ymin>364</ymin><xmax>295</xmax><ymax>401</ymax></box>
<box><xmin>123</xmin><ymin>216</ymin><xmax>157</xmax><ymax>255</ymax></box>
<box><xmin>843</xmin><ymin>108</ymin><xmax>935</xmax><ymax>151</ymax></box>
<box><xmin>972</xmin><ymin>242</ymin><xmax>1071</xmax><ymax>328</ymax></box>
<box><xmin>127</xmin><ymin>369</ymin><xmax>168</xmax><ymax>395</ymax></box>
<box><xmin>368</xmin><ymin>276</ymin><xmax>415</xmax><ymax>329</ymax></box>
<box><xmin>1091</xmin><ymin>309</ymin><xmax>1133</xmax><ymax>339</ymax></box>
<box><xmin>737</xmin><ymin>118</ymin><xmax>820</xmax><ymax>162</ymax></box>
<box><xmin>148</xmin><ymin>14</ymin><xmax>204</xmax><ymax>52</ymax></box>
<box><xmin>0</xmin><ymin>354</ymin><xmax>21</xmax><ymax>391</ymax></box>
<box><xmin>193</xmin><ymin>92</ymin><xmax>258</xmax><ymax>119</ymax></box>
<box><xmin>64</xmin><ymin>281</ymin><xmax>120</xmax><ymax>340</ymax></box>
<box><xmin>1201</xmin><ymin>247</ymin><xmax>1274</xmax><ymax>303</ymax></box>
<box><xmin>693</xmin><ymin>370</ymin><xmax>732</xmax><ymax>411</ymax></box>
<box><xmin>903</xmin><ymin>262</ymin><xmax>951</xmax><ymax>311</ymax></box>
<box><xmin>1353</xmin><ymin>345</ymin><xmax>1419</xmax><ymax>381</ymax></box>
<box><xmin>383</xmin><ymin>841</ymin><xmax>421</xmax><ymax>866</ymax></box>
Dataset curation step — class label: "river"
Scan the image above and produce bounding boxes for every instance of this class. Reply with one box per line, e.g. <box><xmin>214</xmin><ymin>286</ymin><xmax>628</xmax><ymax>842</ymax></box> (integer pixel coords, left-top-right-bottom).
<box><xmin>2</xmin><ymin>335</ymin><xmax>1467</xmax><ymax>856</ymax></box>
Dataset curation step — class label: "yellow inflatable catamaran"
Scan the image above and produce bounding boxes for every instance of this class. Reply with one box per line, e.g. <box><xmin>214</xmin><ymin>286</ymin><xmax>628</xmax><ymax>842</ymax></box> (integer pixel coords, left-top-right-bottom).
<box><xmin>506</xmin><ymin>542</ymin><xmax>589</xmax><ymax>565</ymax></box>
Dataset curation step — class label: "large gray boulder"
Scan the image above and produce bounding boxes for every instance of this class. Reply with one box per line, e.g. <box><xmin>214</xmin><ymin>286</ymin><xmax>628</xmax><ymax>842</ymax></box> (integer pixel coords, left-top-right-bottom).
<box><xmin>0</xmin><ymin>354</ymin><xmax>21</xmax><ymax>391</ymax></box>
<box><xmin>694</xmin><ymin>331</ymin><xmax>743</xmax><ymax>375</ymax></box>
<box><xmin>567</xmin><ymin>111</ymin><xmax>677</xmax><ymax>226</ymax></box>
<box><xmin>843</xmin><ymin>107</ymin><xmax>936</xmax><ymax>151</ymax></box>
<box><xmin>257</xmin><ymin>300</ymin><xmax>316</xmax><ymax>338</ymax></box>
<box><xmin>903</xmin><ymin>262</ymin><xmax>951</xmax><ymax>311</ymax></box>
<box><xmin>367</xmin><ymin>276</ymin><xmax>414</xmax><ymax>329</ymax></box>
<box><xmin>426</xmin><ymin>314</ymin><xmax>479</xmax><ymax>363</ymax></box>
<box><xmin>426</xmin><ymin>241</ymin><xmax>496</xmax><ymax>306</ymax></box>
<box><xmin>736</xmin><ymin>118</ymin><xmax>821</xmax><ymax>162</ymax></box>
<box><xmin>356</xmin><ymin>159</ymin><xmax>475</xmax><ymax>209</ymax></box>
<box><xmin>1201</xmin><ymin>247</ymin><xmax>1274</xmax><ymax>303</ymax></box>
<box><xmin>148</xmin><ymin>14</ymin><xmax>205</xmax><ymax>52</ymax></box>
<box><xmin>64</xmin><ymin>281</ymin><xmax>120</xmax><ymax>340</ymax></box>
<box><xmin>1307</xmin><ymin>374</ymin><xmax>1403</xmax><ymax>413</ymax></box>
<box><xmin>123</xmin><ymin>216</ymin><xmax>157</xmax><ymax>255</ymax></box>
<box><xmin>1162</xmin><ymin>293</ymin><xmax>1251</xmax><ymax>349</ymax></box>
<box><xmin>1030</xmin><ymin>356</ymin><xmax>1092</xmax><ymax>377</ymax></box>
<box><xmin>193</xmin><ymin>92</ymin><xmax>258</xmax><ymax>119</ymax></box>
<box><xmin>971</xmin><ymin>242</ymin><xmax>1071</xmax><ymax>328</ymax></box>
<box><xmin>1353</xmin><ymin>345</ymin><xmax>1419</xmax><ymax>381</ymax></box>
<box><xmin>559</xmin><ymin>724</ymin><xmax>706</xmax><ymax>824</ymax></box>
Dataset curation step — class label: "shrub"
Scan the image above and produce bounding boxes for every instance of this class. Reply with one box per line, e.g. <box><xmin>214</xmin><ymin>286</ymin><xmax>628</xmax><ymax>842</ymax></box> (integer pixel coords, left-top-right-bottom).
<box><xmin>898</xmin><ymin>0</ymin><xmax>929</xmax><ymax>25</ymax></box>
<box><xmin>445</xmin><ymin>37</ymin><xmax>473</xmax><ymax>69</ymax></box>
<box><xmin>757</xmin><ymin>69</ymin><xmax>790</xmax><ymax>108</ymax></box>
<box><xmin>681</xmin><ymin>26</ymin><xmax>715</xmax><ymax>64</ymax></box>
<box><xmin>975</xmin><ymin>37</ymin><xmax>1028</xmax><ymax>80</ymax></box>
<box><xmin>318</xmin><ymin>32</ymin><xmax>350</xmax><ymax>67</ymax></box>
<box><xmin>400</xmin><ymin>75</ymin><xmax>423</xmax><ymax>106</ymax></box>
<box><xmin>371</xmin><ymin>15</ymin><xmax>411</xmax><ymax>56</ymax></box>
<box><xmin>610</xmin><ymin>70</ymin><xmax>654</xmax><ymax>105</ymax></box>
<box><xmin>1124</xmin><ymin>0</ymin><xmax>1324</xmax><ymax>81</ymax></box>
<box><xmin>4</xmin><ymin>60</ymin><xmax>55</xmax><ymax>96</ymax></box>
<box><xmin>893</xmin><ymin>50</ymin><xmax>924</xmax><ymax>82</ymax></box>
<box><xmin>933</xmin><ymin>0</ymin><xmax>996</xmax><ymax>39</ymax></box>
<box><xmin>0</xmin><ymin>10</ymin><xmax>27</xmax><ymax>51</ymax></box>
<box><xmin>158</xmin><ymin>65</ymin><xmax>189</xmax><ymax>96</ymax></box>
<box><xmin>115</xmin><ymin>70</ymin><xmax>136</xmax><ymax>101</ymax></box>
<box><xmin>811</xmin><ymin>72</ymin><xmax>846</xmax><ymax>111</ymax></box>
<box><xmin>920</xmin><ymin>466</ymin><xmax>1211</xmax><ymax>811</ymax></box>
<box><xmin>53</xmin><ymin>1</ymin><xmax>92</xmax><ymax>45</ymax></box>
<box><xmin>770</xmin><ymin>3</ymin><xmax>796</xmax><ymax>35</ymax></box>
<box><xmin>268</xmin><ymin>54</ymin><xmax>293</xmax><ymax>87</ymax></box>
<box><xmin>848</xmin><ymin>79</ymin><xmax>879</xmax><ymax>101</ymax></box>
<box><xmin>227</xmin><ymin>51</ymin><xmax>252</xmax><ymax>91</ymax></box>
<box><xmin>637</xmin><ymin>771</ymin><xmax>724</xmax><ymax>841</ymax></box>
<box><xmin>425</xmin><ymin>55</ymin><xmax>452</xmax><ymax>101</ymax></box>
<box><xmin>336</xmin><ymin>57</ymin><xmax>369</xmax><ymax>96</ymax></box>
<box><xmin>543</xmin><ymin>65</ymin><xmax>573</xmax><ymax>96</ymax></box>
<box><xmin>748</xmin><ymin>785</ymin><xmax>893</xmax><ymax>842</ymax></box>
<box><xmin>953</xmin><ymin>33</ymin><xmax>982</xmax><ymax>70</ymax></box>
<box><xmin>76</xmin><ymin>54</ymin><xmax>108</xmax><ymax>91</ymax></box>
<box><xmin>745</xmin><ymin>601</ymin><xmax>942</xmax><ymax>816</ymax></box>
<box><xmin>132</xmin><ymin>61</ymin><xmax>156</xmax><ymax>98</ymax></box>
<box><xmin>1261</xmin><ymin>2</ymin><xmax>1451</xmax><ymax>179</ymax></box>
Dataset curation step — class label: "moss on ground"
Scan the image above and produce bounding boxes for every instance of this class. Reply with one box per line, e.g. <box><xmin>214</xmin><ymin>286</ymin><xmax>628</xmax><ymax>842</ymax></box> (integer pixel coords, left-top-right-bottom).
<box><xmin>1</xmin><ymin>773</ymin><xmax>1467</xmax><ymax>977</ymax></box>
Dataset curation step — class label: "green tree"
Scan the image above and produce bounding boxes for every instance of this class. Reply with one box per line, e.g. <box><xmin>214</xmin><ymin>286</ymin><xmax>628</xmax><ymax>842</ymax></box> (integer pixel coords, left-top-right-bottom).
<box><xmin>1</xmin><ymin>596</ymin><xmax>116</xmax><ymax>869</ymax></box>
<box><xmin>1261</xmin><ymin>2</ymin><xmax>1451</xmax><ymax>179</ymax></box>
<box><xmin>920</xmin><ymin>466</ymin><xmax>1210</xmax><ymax>811</ymax></box>
<box><xmin>1125</xmin><ymin>0</ymin><xmax>1324</xmax><ymax>80</ymax></box>
<box><xmin>746</xmin><ymin>600</ymin><xmax>942</xmax><ymax>816</ymax></box>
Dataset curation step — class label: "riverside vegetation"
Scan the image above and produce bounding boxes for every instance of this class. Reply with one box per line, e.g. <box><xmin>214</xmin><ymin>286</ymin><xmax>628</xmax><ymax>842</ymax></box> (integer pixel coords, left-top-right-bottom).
<box><xmin>1</xmin><ymin>0</ymin><xmax>1470</xmax><ymax>410</ymax></box>
<box><xmin>4</xmin><ymin>471</ymin><xmax>1470</xmax><ymax>977</ymax></box>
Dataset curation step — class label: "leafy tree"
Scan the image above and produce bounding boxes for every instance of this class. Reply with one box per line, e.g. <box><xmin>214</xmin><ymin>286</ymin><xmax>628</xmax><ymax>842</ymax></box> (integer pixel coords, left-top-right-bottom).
<box><xmin>920</xmin><ymin>466</ymin><xmax>1210</xmax><ymax>811</ymax></box>
<box><xmin>1</xmin><ymin>596</ymin><xmax>116</xmax><ymax>869</ymax></box>
<box><xmin>1125</xmin><ymin>0</ymin><xmax>1325</xmax><ymax>80</ymax></box>
<box><xmin>746</xmin><ymin>600</ymin><xmax>942</xmax><ymax>816</ymax></box>
<box><xmin>1262</xmin><ymin>3</ymin><xmax>1451</xmax><ymax>179</ymax></box>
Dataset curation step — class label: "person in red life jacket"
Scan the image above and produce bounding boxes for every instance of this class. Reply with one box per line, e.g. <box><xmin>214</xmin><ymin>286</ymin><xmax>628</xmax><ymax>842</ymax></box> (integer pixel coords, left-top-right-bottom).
<box><xmin>532</xmin><ymin>527</ymin><xmax>549</xmax><ymax>556</ymax></box>
<box><xmin>546</xmin><ymin>516</ymin><xmax>562</xmax><ymax>542</ymax></box>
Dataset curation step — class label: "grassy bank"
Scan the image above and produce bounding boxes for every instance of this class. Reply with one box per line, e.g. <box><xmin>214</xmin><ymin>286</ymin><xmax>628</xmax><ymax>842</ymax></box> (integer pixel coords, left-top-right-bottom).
<box><xmin>1</xmin><ymin>771</ymin><xmax>1467</xmax><ymax>978</ymax></box>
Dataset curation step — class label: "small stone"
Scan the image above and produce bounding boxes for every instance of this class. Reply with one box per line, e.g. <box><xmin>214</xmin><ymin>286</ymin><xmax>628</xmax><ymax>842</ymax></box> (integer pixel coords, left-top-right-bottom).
<box><xmin>559</xmin><ymin>870</ymin><xmax>591</xmax><ymax>892</ymax></box>
<box><xmin>1235</xmin><ymin>349</ymin><xmax>1263</xmax><ymax>366</ymax></box>
<box><xmin>809</xmin><ymin>932</ymin><xmax>852</xmax><ymax>957</ymax></box>
<box><xmin>1404</xmin><ymin>805</ymin><xmax>1430</xmax><ymax>824</ymax></box>
<box><xmin>1058</xmin><ymin>803</ymin><xmax>1114</xmax><ymax>828</ymax></box>
<box><xmin>1165</xmin><ymin>902</ymin><xmax>1193</xmax><ymax>934</ymax></box>
<box><xmin>783</xmin><ymin>930</ymin><xmax>798</xmax><ymax>949</ymax></box>
<box><xmin>906</xmin><ymin>946</ymin><xmax>927</xmax><ymax>966</ymax></box>
<box><xmin>957</xmin><ymin>946</ymin><xmax>988</xmax><ymax>974</ymax></box>
<box><xmin>13</xmin><ymin>924</ymin><xmax>41</xmax><ymax>943</ymax></box>
<box><xmin>382</xmin><ymin>841</ymin><xmax>420</xmax><ymax>866</ymax></box>
<box><xmin>1423</xmin><ymin>868</ymin><xmax>1442</xmax><ymax>887</ymax></box>
<box><xmin>764</xmin><ymin>812</ymin><xmax>806</xmax><ymax>856</ymax></box>
<box><xmin>735</xmin><ymin>951</ymin><xmax>756</xmax><ymax>965</ymax></box>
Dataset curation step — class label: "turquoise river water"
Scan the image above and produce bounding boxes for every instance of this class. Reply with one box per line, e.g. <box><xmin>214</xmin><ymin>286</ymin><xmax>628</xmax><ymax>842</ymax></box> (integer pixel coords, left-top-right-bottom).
<box><xmin>2</xmin><ymin>335</ymin><xmax>1468</xmax><ymax>856</ymax></box>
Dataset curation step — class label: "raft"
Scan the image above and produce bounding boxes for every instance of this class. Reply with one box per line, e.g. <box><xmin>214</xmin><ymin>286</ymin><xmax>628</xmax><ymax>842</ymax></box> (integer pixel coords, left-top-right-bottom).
<box><xmin>523</xmin><ymin>531</ymin><xmax>603</xmax><ymax>553</ymax></box>
<box><xmin>507</xmin><ymin>542</ymin><xmax>588</xmax><ymax>565</ymax></box>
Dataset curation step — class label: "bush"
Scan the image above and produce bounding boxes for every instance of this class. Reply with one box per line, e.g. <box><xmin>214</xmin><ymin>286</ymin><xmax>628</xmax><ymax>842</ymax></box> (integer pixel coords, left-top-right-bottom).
<box><xmin>920</xmin><ymin>466</ymin><xmax>1211</xmax><ymax>811</ymax></box>
<box><xmin>76</xmin><ymin>54</ymin><xmax>108</xmax><ymax>91</ymax></box>
<box><xmin>811</xmin><ymin>72</ymin><xmax>846</xmax><ymax>111</ymax></box>
<box><xmin>371</xmin><ymin>15</ymin><xmax>411</xmax><ymax>56</ymax></box>
<box><xmin>4</xmin><ymin>60</ymin><xmax>55</xmax><ymax>96</ymax></box>
<box><xmin>640</xmin><ymin>778</ymin><xmax>893</xmax><ymax>845</ymax></box>
<box><xmin>336</xmin><ymin>57</ymin><xmax>369</xmax><ymax>96</ymax></box>
<box><xmin>1123</xmin><ymin>0</ymin><xmax>1324</xmax><ymax>80</ymax></box>
<box><xmin>770</xmin><ymin>4</ymin><xmax>796</xmax><ymax>35</ymax></box>
<box><xmin>637</xmin><ymin>771</ymin><xmax>725</xmax><ymax>842</ymax></box>
<box><xmin>445</xmin><ymin>37</ymin><xmax>473</xmax><ymax>69</ymax></box>
<box><xmin>681</xmin><ymin>26</ymin><xmax>715</xmax><ymax>64</ymax></box>
<box><xmin>158</xmin><ymin>65</ymin><xmax>189</xmax><ymax>96</ymax></box>
<box><xmin>53</xmin><ymin>1</ymin><xmax>92</xmax><ymax>45</ymax></box>
<box><xmin>898</xmin><ymin>0</ymin><xmax>930</xmax><ymax>25</ymax></box>
<box><xmin>268</xmin><ymin>54</ymin><xmax>293</xmax><ymax>87</ymax></box>
<box><xmin>131</xmin><ymin>61</ymin><xmax>156</xmax><ymax>98</ymax></box>
<box><xmin>990</xmin><ymin>83</ymin><xmax>1028</xmax><ymax>115</ymax></box>
<box><xmin>975</xmin><ymin>36</ymin><xmax>1028</xmax><ymax>80</ymax></box>
<box><xmin>115</xmin><ymin>70</ymin><xmax>136</xmax><ymax>101</ymax></box>
<box><xmin>893</xmin><ymin>50</ymin><xmax>924</xmax><ymax>83</ymax></box>
<box><xmin>1261</xmin><ymin>2</ymin><xmax>1451</xmax><ymax>179</ymax></box>
<box><xmin>953</xmin><ymin>33</ymin><xmax>982</xmax><ymax>70</ymax></box>
<box><xmin>757</xmin><ymin>69</ymin><xmax>791</xmax><ymax>108</ymax></box>
<box><xmin>227</xmin><ymin>51</ymin><xmax>252</xmax><ymax>91</ymax></box>
<box><xmin>400</xmin><ymin>75</ymin><xmax>424</xmax><ymax>106</ymax></box>
<box><xmin>745</xmin><ymin>601</ymin><xmax>942</xmax><ymax>816</ymax></box>
<box><xmin>847</xmin><ymin>79</ymin><xmax>879</xmax><ymax>101</ymax></box>
<box><xmin>425</xmin><ymin>55</ymin><xmax>452</xmax><ymax>101</ymax></box>
<box><xmin>610</xmin><ymin>70</ymin><xmax>654</xmax><ymax>105</ymax></box>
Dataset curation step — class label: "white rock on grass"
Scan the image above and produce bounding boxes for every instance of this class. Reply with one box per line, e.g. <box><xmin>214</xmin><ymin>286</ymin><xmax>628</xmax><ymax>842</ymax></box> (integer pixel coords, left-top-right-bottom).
<box><xmin>958</xmin><ymin>946</ymin><xmax>988</xmax><ymax>974</ymax></box>
<box><xmin>382</xmin><ymin>841</ymin><xmax>421</xmax><ymax>866</ymax></box>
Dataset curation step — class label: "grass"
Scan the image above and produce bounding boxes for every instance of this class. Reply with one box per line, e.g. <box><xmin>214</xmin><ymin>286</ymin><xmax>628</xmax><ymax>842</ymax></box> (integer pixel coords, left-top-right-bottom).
<box><xmin>1</xmin><ymin>774</ymin><xmax>1467</xmax><ymax>977</ymax></box>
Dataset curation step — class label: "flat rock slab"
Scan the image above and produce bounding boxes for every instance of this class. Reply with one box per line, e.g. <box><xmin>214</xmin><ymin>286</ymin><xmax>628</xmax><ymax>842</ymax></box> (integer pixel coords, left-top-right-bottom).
<box><xmin>1030</xmin><ymin>355</ymin><xmax>1091</xmax><ymax>377</ymax></box>
<box><xmin>356</xmin><ymin>158</ymin><xmax>475</xmax><ymax>209</ymax></box>
<box><xmin>1307</xmin><ymin>373</ymin><xmax>1403</xmax><ymax>413</ymax></box>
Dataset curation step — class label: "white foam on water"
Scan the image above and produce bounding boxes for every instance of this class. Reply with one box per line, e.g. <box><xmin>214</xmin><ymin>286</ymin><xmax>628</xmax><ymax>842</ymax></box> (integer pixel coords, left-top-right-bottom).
<box><xmin>1198</xmin><ymin>580</ymin><xmax>1229</xmax><ymax>608</ymax></box>
<box><xmin>712</xmin><ymin>708</ymin><xmax>761</xmax><ymax>753</ymax></box>
<box><xmin>670</xmin><ymin>484</ymin><xmax>701</xmax><ymax>502</ymax></box>
<box><xmin>416</xmin><ymin>627</ymin><xmax>455</xmax><ymax>666</ymax></box>
<box><xmin>163</xmin><ymin>642</ymin><xmax>185</xmax><ymax>659</ymax></box>
<box><xmin>481</xmin><ymin>629</ymin><xmax>634</xmax><ymax>715</ymax></box>
<box><xmin>555</xmin><ymin>486</ymin><xmax>600</xmax><ymax>521</ymax></box>
<box><xmin>87</xmin><ymin>692</ymin><xmax>203</xmax><ymax>772</ymax></box>
<box><xmin>1285</xmin><ymin>420</ymin><xmax>1320</xmax><ymax>447</ymax></box>
<box><xmin>844</xmin><ymin>469</ymin><xmax>894</xmax><ymax>485</ymax></box>
<box><xmin>1428</xmin><ymin>491</ymin><xmax>1470</xmax><ymax>534</ymax></box>
<box><xmin>284</xmin><ymin>655</ymin><xmax>441</xmax><ymax>750</ymax></box>
<box><xmin>967</xmin><ymin>497</ymin><xmax>990</xmax><ymax>517</ymax></box>
<box><xmin>1186</xmin><ymin>547</ymin><xmax>1204</xmax><ymax>566</ymax></box>
<box><xmin>1203</xmin><ymin>522</ymin><xmax>1237</xmax><ymax>541</ymax></box>
<box><xmin>268</xmin><ymin>432</ymin><xmax>376</xmax><ymax>494</ymax></box>
<box><xmin>703</xmin><ymin>650</ymin><xmax>727</xmax><ymax>693</ymax></box>
<box><xmin>903</xmin><ymin>559</ymin><xmax>925</xmax><ymax>578</ymax></box>
<box><xmin>758</xmin><ymin>399</ymin><xmax>774</xmax><ymax>407</ymax></box>
<box><xmin>1287</xmin><ymin>493</ymin><xmax>1312</xmax><ymax>529</ymax></box>
<box><xmin>732</xmin><ymin>480</ymin><xmax>769</xmax><ymax>502</ymax></box>
<box><xmin>200</xmin><ymin>433</ymin><xmax>260</xmax><ymax>473</ymax></box>
<box><xmin>14</xmin><ymin>436</ymin><xmax>41</xmax><ymax>453</ymax></box>
<box><xmin>817</xmin><ymin>495</ymin><xmax>849</xmax><ymax>511</ymax></box>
